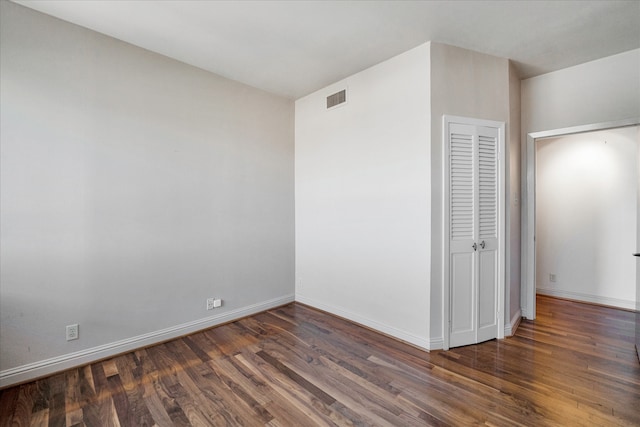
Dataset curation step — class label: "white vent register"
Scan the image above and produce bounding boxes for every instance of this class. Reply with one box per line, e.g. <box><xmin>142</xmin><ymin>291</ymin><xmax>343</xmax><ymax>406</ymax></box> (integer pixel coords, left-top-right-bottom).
<box><xmin>326</xmin><ymin>89</ymin><xmax>346</xmax><ymax>109</ymax></box>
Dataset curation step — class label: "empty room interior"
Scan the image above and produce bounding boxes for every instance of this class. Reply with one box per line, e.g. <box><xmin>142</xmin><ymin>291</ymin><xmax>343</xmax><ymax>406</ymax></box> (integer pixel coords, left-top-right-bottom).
<box><xmin>1</xmin><ymin>0</ymin><xmax>639</xmax><ymax>425</ymax></box>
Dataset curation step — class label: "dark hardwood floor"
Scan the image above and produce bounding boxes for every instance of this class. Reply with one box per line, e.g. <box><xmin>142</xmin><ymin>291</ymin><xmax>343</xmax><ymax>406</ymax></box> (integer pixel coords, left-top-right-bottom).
<box><xmin>1</xmin><ymin>295</ymin><xmax>639</xmax><ymax>426</ymax></box>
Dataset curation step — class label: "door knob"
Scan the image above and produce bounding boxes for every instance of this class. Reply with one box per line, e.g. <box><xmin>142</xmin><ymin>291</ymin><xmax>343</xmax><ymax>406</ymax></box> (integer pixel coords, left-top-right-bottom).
<box><xmin>480</xmin><ymin>241</ymin><xmax>486</xmax><ymax>249</ymax></box>
<box><xmin>472</xmin><ymin>243</ymin><xmax>477</xmax><ymax>251</ymax></box>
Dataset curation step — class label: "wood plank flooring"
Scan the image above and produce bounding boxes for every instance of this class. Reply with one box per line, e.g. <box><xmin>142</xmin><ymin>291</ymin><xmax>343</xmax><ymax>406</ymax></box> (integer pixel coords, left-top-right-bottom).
<box><xmin>1</xmin><ymin>295</ymin><xmax>639</xmax><ymax>426</ymax></box>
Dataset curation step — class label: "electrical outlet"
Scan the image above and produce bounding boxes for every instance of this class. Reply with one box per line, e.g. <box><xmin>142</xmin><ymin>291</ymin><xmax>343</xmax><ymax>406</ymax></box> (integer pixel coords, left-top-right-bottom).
<box><xmin>206</xmin><ymin>298</ymin><xmax>215</xmax><ymax>310</ymax></box>
<box><xmin>549</xmin><ymin>274</ymin><xmax>557</xmax><ymax>283</ymax></box>
<box><xmin>213</xmin><ymin>298</ymin><xmax>222</xmax><ymax>308</ymax></box>
<box><xmin>66</xmin><ymin>324</ymin><xmax>79</xmax><ymax>341</ymax></box>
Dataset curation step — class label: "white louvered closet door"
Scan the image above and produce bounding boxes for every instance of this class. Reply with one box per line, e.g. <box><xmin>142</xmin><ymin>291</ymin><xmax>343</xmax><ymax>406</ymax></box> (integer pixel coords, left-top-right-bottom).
<box><xmin>448</xmin><ymin>122</ymin><xmax>500</xmax><ymax>348</ymax></box>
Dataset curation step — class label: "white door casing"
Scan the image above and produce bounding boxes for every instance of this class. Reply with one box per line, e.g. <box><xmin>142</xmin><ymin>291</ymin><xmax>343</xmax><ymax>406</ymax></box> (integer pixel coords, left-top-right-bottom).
<box><xmin>521</xmin><ymin>118</ymin><xmax>640</xmax><ymax>321</ymax></box>
<box><xmin>443</xmin><ymin>115</ymin><xmax>505</xmax><ymax>350</ymax></box>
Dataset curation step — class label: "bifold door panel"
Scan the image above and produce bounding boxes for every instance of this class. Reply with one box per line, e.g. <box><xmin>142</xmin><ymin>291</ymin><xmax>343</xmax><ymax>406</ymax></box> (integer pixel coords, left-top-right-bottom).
<box><xmin>446</xmin><ymin>119</ymin><xmax>502</xmax><ymax>348</ymax></box>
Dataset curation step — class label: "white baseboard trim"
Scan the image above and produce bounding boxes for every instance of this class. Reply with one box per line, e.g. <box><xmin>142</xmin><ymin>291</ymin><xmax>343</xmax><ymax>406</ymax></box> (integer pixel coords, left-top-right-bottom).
<box><xmin>0</xmin><ymin>294</ymin><xmax>294</xmax><ymax>389</ymax></box>
<box><xmin>428</xmin><ymin>337</ymin><xmax>444</xmax><ymax>350</ymax></box>
<box><xmin>536</xmin><ymin>288</ymin><xmax>636</xmax><ymax>310</ymax></box>
<box><xmin>295</xmin><ymin>295</ymin><xmax>430</xmax><ymax>351</ymax></box>
<box><xmin>505</xmin><ymin>309</ymin><xmax>522</xmax><ymax>336</ymax></box>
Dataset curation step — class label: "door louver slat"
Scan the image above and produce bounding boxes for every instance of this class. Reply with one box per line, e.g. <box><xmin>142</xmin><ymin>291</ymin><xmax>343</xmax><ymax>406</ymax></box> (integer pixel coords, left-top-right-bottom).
<box><xmin>450</xmin><ymin>133</ymin><xmax>474</xmax><ymax>240</ymax></box>
<box><xmin>478</xmin><ymin>135</ymin><xmax>497</xmax><ymax>239</ymax></box>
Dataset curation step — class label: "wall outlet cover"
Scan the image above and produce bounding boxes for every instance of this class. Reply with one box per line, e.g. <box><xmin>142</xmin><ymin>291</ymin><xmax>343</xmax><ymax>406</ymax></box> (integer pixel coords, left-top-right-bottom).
<box><xmin>66</xmin><ymin>324</ymin><xmax>79</xmax><ymax>341</ymax></box>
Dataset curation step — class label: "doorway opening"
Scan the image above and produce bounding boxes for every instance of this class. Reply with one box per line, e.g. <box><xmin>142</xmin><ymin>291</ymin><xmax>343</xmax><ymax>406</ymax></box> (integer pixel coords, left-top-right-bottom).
<box><xmin>521</xmin><ymin>118</ymin><xmax>640</xmax><ymax>320</ymax></box>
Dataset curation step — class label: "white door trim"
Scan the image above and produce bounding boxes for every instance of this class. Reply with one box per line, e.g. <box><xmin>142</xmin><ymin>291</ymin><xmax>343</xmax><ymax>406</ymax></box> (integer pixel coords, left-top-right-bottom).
<box><xmin>520</xmin><ymin>117</ymin><xmax>640</xmax><ymax>320</ymax></box>
<box><xmin>443</xmin><ymin>115</ymin><xmax>506</xmax><ymax>350</ymax></box>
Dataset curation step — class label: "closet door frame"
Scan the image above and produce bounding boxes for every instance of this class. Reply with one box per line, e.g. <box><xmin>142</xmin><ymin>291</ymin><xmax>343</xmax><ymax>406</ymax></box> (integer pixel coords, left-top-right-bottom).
<box><xmin>442</xmin><ymin>115</ymin><xmax>506</xmax><ymax>351</ymax></box>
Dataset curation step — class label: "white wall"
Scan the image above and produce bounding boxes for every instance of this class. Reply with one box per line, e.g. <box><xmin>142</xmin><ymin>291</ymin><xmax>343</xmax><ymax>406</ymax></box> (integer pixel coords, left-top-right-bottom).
<box><xmin>429</xmin><ymin>43</ymin><xmax>512</xmax><ymax>342</ymax></box>
<box><xmin>295</xmin><ymin>43</ymin><xmax>432</xmax><ymax>348</ymax></box>
<box><xmin>521</xmin><ymin>49</ymin><xmax>640</xmax><ymax>134</ymax></box>
<box><xmin>0</xmin><ymin>1</ymin><xmax>294</xmax><ymax>386</ymax></box>
<box><xmin>636</xmin><ymin>126</ymin><xmax>640</xmax><ymax>356</ymax></box>
<box><xmin>536</xmin><ymin>128</ymin><xmax>638</xmax><ymax>308</ymax></box>
<box><xmin>296</xmin><ymin>42</ymin><xmax>517</xmax><ymax>349</ymax></box>
<box><xmin>508</xmin><ymin>62</ymin><xmax>522</xmax><ymax>330</ymax></box>
<box><xmin>521</xmin><ymin>49</ymin><xmax>640</xmax><ymax>316</ymax></box>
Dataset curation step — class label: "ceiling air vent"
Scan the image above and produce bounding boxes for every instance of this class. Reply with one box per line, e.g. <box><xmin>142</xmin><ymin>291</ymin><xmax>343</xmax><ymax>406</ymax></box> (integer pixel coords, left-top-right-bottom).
<box><xmin>326</xmin><ymin>89</ymin><xmax>346</xmax><ymax>109</ymax></box>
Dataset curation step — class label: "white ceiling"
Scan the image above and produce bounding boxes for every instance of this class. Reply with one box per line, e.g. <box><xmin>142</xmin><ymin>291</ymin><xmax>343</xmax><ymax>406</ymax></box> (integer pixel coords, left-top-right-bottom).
<box><xmin>13</xmin><ymin>0</ymin><xmax>640</xmax><ymax>99</ymax></box>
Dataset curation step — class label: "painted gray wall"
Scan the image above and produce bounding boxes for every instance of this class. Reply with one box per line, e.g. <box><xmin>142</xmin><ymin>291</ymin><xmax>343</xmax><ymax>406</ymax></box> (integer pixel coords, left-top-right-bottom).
<box><xmin>0</xmin><ymin>1</ymin><xmax>294</xmax><ymax>382</ymax></box>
